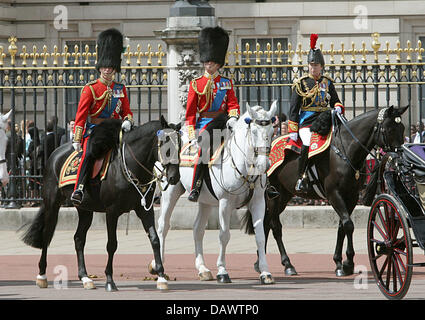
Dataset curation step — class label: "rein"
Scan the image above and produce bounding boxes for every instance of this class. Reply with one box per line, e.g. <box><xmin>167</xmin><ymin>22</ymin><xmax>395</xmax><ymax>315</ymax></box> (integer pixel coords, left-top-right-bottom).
<box><xmin>332</xmin><ymin>109</ymin><xmax>386</xmax><ymax>179</ymax></box>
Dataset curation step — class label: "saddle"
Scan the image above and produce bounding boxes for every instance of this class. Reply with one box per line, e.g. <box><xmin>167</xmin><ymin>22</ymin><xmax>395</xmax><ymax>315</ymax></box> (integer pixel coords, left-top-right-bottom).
<box><xmin>180</xmin><ymin>140</ymin><xmax>226</xmax><ymax>167</ymax></box>
<box><xmin>58</xmin><ymin>150</ymin><xmax>113</xmax><ymax>188</ymax></box>
<box><xmin>267</xmin><ymin>130</ymin><xmax>332</xmax><ymax>177</ymax></box>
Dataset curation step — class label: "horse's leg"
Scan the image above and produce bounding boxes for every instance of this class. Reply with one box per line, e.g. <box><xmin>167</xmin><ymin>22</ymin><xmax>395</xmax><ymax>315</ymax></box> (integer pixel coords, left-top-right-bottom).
<box><xmin>216</xmin><ymin>200</ymin><xmax>232</xmax><ymax>283</ymax></box>
<box><xmin>149</xmin><ymin>183</ymin><xmax>184</xmax><ymax>274</ymax></box>
<box><xmin>249</xmin><ymin>190</ymin><xmax>274</xmax><ymax>284</ymax></box>
<box><xmin>74</xmin><ymin>208</ymin><xmax>95</xmax><ymax>289</ymax></box>
<box><xmin>134</xmin><ymin>206</ymin><xmax>168</xmax><ymax>290</ymax></box>
<box><xmin>329</xmin><ymin>192</ymin><xmax>355</xmax><ymax>276</ymax></box>
<box><xmin>36</xmin><ymin>195</ymin><xmax>61</xmax><ymax>288</ymax></box>
<box><xmin>193</xmin><ymin>202</ymin><xmax>214</xmax><ymax>281</ymax></box>
<box><xmin>104</xmin><ymin>211</ymin><xmax>119</xmax><ymax>291</ymax></box>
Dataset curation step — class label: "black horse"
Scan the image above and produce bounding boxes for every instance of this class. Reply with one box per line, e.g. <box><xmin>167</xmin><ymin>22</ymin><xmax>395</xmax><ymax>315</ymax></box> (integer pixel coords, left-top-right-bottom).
<box><xmin>21</xmin><ymin>117</ymin><xmax>181</xmax><ymax>291</ymax></box>
<box><xmin>257</xmin><ymin>106</ymin><xmax>408</xmax><ymax>277</ymax></box>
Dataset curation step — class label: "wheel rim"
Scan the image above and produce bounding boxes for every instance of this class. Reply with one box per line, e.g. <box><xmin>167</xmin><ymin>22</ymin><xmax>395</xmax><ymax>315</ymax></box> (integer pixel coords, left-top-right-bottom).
<box><xmin>367</xmin><ymin>196</ymin><xmax>413</xmax><ymax>299</ymax></box>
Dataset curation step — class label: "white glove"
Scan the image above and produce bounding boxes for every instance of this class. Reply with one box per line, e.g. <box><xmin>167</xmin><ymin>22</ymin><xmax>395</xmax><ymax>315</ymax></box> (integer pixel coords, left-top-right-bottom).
<box><xmin>334</xmin><ymin>106</ymin><xmax>342</xmax><ymax>114</ymax></box>
<box><xmin>289</xmin><ymin>132</ymin><xmax>298</xmax><ymax>141</ymax></box>
<box><xmin>121</xmin><ymin>119</ymin><xmax>132</xmax><ymax>132</ymax></box>
<box><xmin>226</xmin><ymin>117</ymin><xmax>238</xmax><ymax>130</ymax></box>
<box><xmin>72</xmin><ymin>142</ymin><xmax>81</xmax><ymax>152</ymax></box>
<box><xmin>190</xmin><ymin>139</ymin><xmax>199</xmax><ymax>149</ymax></box>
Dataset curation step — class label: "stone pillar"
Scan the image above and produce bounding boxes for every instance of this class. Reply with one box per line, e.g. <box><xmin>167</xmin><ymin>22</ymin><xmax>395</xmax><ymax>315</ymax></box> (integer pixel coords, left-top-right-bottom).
<box><xmin>155</xmin><ymin>0</ymin><xmax>216</xmax><ymax>124</ymax></box>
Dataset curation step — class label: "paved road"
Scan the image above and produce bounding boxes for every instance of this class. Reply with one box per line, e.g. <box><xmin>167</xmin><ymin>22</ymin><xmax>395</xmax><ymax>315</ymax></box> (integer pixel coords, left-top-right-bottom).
<box><xmin>1</xmin><ymin>228</ymin><xmax>424</xmax><ymax>301</ymax></box>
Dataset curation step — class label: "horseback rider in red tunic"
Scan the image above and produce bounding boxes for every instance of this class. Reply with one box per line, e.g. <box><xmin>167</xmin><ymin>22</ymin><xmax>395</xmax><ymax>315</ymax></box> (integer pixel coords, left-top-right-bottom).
<box><xmin>185</xmin><ymin>26</ymin><xmax>240</xmax><ymax>202</ymax></box>
<box><xmin>71</xmin><ymin>28</ymin><xmax>134</xmax><ymax>205</ymax></box>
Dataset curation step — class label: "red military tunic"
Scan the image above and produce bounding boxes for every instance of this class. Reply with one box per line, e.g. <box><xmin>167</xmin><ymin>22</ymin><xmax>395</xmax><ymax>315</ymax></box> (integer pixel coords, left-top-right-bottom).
<box><xmin>185</xmin><ymin>71</ymin><xmax>240</xmax><ymax>140</ymax></box>
<box><xmin>73</xmin><ymin>78</ymin><xmax>133</xmax><ymax>142</ymax></box>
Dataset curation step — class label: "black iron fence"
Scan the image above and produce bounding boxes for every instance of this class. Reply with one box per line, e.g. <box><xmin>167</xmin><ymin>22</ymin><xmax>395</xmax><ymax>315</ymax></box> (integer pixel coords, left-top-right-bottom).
<box><xmin>0</xmin><ymin>32</ymin><xmax>424</xmax><ymax>207</ymax></box>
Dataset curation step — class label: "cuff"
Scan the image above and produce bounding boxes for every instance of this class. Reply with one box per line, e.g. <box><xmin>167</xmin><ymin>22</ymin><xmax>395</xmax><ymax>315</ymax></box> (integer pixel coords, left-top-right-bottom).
<box><xmin>228</xmin><ymin>109</ymin><xmax>239</xmax><ymax>118</ymax></box>
<box><xmin>73</xmin><ymin>126</ymin><xmax>83</xmax><ymax>143</ymax></box>
<box><xmin>187</xmin><ymin>125</ymin><xmax>196</xmax><ymax>141</ymax></box>
<box><xmin>288</xmin><ymin>120</ymin><xmax>299</xmax><ymax>133</ymax></box>
<box><xmin>334</xmin><ymin>102</ymin><xmax>344</xmax><ymax>114</ymax></box>
<box><xmin>124</xmin><ymin>114</ymin><xmax>134</xmax><ymax>126</ymax></box>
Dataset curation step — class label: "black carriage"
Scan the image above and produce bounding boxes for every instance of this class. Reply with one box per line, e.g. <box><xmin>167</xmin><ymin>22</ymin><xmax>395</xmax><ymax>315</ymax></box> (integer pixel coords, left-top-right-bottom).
<box><xmin>368</xmin><ymin>143</ymin><xmax>425</xmax><ymax>299</ymax></box>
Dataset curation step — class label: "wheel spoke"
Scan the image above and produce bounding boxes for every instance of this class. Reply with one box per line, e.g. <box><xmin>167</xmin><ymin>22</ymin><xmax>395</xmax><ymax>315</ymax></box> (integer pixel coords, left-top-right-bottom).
<box><xmin>376</xmin><ymin>206</ymin><xmax>390</xmax><ymax>235</ymax></box>
<box><xmin>372</xmin><ymin>221</ymin><xmax>388</xmax><ymax>241</ymax></box>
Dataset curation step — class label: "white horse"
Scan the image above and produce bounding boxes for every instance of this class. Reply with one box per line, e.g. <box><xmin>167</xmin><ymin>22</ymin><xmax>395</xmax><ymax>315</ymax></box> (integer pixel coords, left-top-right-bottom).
<box><xmin>151</xmin><ymin>101</ymin><xmax>277</xmax><ymax>284</ymax></box>
<box><xmin>0</xmin><ymin>110</ymin><xmax>11</xmax><ymax>187</ymax></box>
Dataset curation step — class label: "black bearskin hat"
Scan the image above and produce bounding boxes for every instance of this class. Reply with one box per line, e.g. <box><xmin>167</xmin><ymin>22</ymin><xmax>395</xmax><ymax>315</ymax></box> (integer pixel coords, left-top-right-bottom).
<box><xmin>96</xmin><ymin>28</ymin><xmax>124</xmax><ymax>73</ymax></box>
<box><xmin>198</xmin><ymin>26</ymin><xmax>229</xmax><ymax>66</ymax></box>
<box><xmin>307</xmin><ymin>34</ymin><xmax>325</xmax><ymax>67</ymax></box>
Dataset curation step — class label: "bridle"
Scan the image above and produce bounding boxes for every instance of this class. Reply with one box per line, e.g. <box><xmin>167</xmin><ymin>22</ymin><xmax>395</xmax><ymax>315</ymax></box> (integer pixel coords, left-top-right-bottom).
<box><xmin>120</xmin><ymin>127</ymin><xmax>181</xmax><ymax>210</ymax></box>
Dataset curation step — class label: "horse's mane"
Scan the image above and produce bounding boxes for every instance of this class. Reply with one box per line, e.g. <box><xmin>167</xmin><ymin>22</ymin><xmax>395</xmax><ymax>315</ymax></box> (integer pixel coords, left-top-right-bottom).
<box><xmin>123</xmin><ymin>120</ymin><xmax>162</xmax><ymax>144</ymax></box>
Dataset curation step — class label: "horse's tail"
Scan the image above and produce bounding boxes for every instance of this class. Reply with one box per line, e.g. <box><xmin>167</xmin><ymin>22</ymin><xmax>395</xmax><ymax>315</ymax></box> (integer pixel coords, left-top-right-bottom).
<box><xmin>362</xmin><ymin>163</ymin><xmax>380</xmax><ymax>206</ymax></box>
<box><xmin>20</xmin><ymin>203</ymin><xmax>51</xmax><ymax>249</ymax></box>
<box><xmin>240</xmin><ymin>209</ymin><xmax>255</xmax><ymax>235</ymax></box>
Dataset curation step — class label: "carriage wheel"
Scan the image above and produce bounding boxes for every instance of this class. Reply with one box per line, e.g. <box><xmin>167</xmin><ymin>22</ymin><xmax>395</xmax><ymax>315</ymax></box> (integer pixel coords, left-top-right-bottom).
<box><xmin>367</xmin><ymin>194</ymin><xmax>413</xmax><ymax>300</ymax></box>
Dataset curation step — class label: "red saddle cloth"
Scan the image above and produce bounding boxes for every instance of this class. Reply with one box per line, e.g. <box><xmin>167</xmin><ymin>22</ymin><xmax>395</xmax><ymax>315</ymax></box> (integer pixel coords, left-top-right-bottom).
<box><xmin>267</xmin><ymin>131</ymin><xmax>332</xmax><ymax>176</ymax></box>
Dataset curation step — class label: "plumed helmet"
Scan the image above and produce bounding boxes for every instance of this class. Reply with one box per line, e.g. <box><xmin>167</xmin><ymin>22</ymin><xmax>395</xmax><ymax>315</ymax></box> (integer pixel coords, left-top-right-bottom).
<box><xmin>307</xmin><ymin>34</ymin><xmax>325</xmax><ymax>67</ymax></box>
<box><xmin>198</xmin><ymin>26</ymin><xmax>229</xmax><ymax>66</ymax></box>
<box><xmin>96</xmin><ymin>28</ymin><xmax>124</xmax><ymax>73</ymax></box>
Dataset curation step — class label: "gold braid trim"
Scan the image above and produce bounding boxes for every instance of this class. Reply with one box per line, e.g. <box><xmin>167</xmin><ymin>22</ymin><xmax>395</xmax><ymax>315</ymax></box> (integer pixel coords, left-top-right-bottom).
<box><xmin>187</xmin><ymin>125</ymin><xmax>195</xmax><ymax>141</ymax></box>
<box><xmin>191</xmin><ymin>78</ymin><xmax>213</xmax><ymax>113</ymax></box>
<box><xmin>87</xmin><ymin>85</ymin><xmax>112</xmax><ymax>117</ymax></box>
<box><xmin>288</xmin><ymin>120</ymin><xmax>298</xmax><ymax>133</ymax></box>
<box><xmin>73</xmin><ymin>126</ymin><xmax>83</xmax><ymax>143</ymax></box>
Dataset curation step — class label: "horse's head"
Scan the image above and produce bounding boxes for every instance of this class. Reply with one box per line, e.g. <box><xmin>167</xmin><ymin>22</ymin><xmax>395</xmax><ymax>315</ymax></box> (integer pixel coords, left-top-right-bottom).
<box><xmin>157</xmin><ymin>115</ymin><xmax>181</xmax><ymax>185</ymax></box>
<box><xmin>236</xmin><ymin>101</ymin><xmax>277</xmax><ymax>175</ymax></box>
<box><xmin>375</xmin><ymin>105</ymin><xmax>408</xmax><ymax>152</ymax></box>
<box><xmin>0</xmin><ymin>110</ymin><xmax>11</xmax><ymax>186</ymax></box>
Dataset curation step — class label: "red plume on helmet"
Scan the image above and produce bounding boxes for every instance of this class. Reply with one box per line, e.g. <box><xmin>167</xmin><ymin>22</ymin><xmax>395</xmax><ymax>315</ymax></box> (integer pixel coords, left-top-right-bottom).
<box><xmin>310</xmin><ymin>34</ymin><xmax>319</xmax><ymax>49</ymax></box>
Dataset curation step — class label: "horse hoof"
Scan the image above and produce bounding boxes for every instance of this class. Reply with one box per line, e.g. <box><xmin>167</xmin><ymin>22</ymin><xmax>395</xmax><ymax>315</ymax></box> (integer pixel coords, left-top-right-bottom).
<box><xmin>157</xmin><ymin>277</ymin><xmax>169</xmax><ymax>291</ymax></box>
<box><xmin>260</xmin><ymin>274</ymin><xmax>275</xmax><ymax>285</ymax></box>
<box><xmin>342</xmin><ymin>263</ymin><xmax>354</xmax><ymax>276</ymax></box>
<box><xmin>217</xmin><ymin>274</ymin><xmax>232</xmax><ymax>283</ymax></box>
<box><xmin>148</xmin><ymin>261</ymin><xmax>158</xmax><ymax>275</ymax></box>
<box><xmin>335</xmin><ymin>268</ymin><xmax>345</xmax><ymax>277</ymax></box>
<box><xmin>83</xmin><ymin>281</ymin><xmax>96</xmax><ymax>290</ymax></box>
<box><xmin>285</xmin><ymin>267</ymin><xmax>298</xmax><ymax>276</ymax></box>
<box><xmin>198</xmin><ymin>271</ymin><xmax>213</xmax><ymax>281</ymax></box>
<box><xmin>105</xmin><ymin>282</ymin><xmax>118</xmax><ymax>292</ymax></box>
<box><xmin>36</xmin><ymin>278</ymin><xmax>48</xmax><ymax>289</ymax></box>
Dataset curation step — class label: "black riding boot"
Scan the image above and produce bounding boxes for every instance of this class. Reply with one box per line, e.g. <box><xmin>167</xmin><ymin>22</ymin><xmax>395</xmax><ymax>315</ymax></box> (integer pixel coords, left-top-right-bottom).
<box><xmin>188</xmin><ymin>164</ymin><xmax>206</xmax><ymax>202</ymax></box>
<box><xmin>295</xmin><ymin>145</ymin><xmax>310</xmax><ymax>192</ymax></box>
<box><xmin>71</xmin><ymin>156</ymin><xmax>92</xmax><ymax>205</ymax></box>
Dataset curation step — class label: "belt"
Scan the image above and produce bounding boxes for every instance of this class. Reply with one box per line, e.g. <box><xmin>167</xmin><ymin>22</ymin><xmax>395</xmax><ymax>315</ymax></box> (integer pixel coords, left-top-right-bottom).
<box><xmin>199</xmin><ymin>111</ymin><xmax>225</xmax><ymax>119</ymax></box>
<box><xmin>89</xmin><ymin>117</ymin><xmax>112</xmax><ymax>125</ymax></box>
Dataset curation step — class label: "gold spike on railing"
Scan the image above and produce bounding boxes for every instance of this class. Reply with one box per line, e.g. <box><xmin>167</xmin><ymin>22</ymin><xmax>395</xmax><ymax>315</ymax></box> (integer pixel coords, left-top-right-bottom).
<box><xmin>0</xmin><ymin>46</ymin><xmax>5</xmax><ymax>66</ymax></box>
<box><xmin>254</xmin><ymin>43</ymin><xmax>262</xmax><ymax>64</ymax></box>
<box><xmin>82</xmin><ymin>45</ymin><xmax>91</xmax><ymax>65</ymax></box>
<box><xmin>405</xmin><ymin>40</ymin><xmax>413</xmax><ymax>62</ymax></box>
<box><xmin>371</xmin><ymin>32</ymin><xmax>381</xmax><ymax>61</ymax></box>
<box><xmin>62</xmin><ymin>45</ymin><xmax>70</xmax><ymax>66</ymax></box>
<box><xmin>135</xmin><ymin>44</ymin><xmax>143</xmax><ymax>65</ymax></box>
<box><xmin>72</xmin><ymin>45</ymin><xmax>80</xmax><ymax>65</ymax></box>
<box><xmin>264</xmin><ymin>43</ymin><xmax>272</xmax><ymax>64</ymax></box>
<box><xmin>416</xmin><ymin>40</ymin><xmax>424</xmax><ymax>61</ymax></box>
<box><xmin>30</xmin><ymin>45</ymin><xmax>39</xmax><ymax>66</ymax></box>
<box><xmin>350</xmin><ymin>42</ymin><xmax>356</xmax><ymax>63</ymax></box>
<box><xmin>329</xmin><ymin>43</ymin><xmax>335</xmax><ymax>64</ymax></box>
<box><xmin>8</xmin><ymin>36</ymin><xmax>18</xmax><ymax>66</ymax></box>
<box><xmin>243</xmin><ymin>43</ymin><xmax>252</xmax><ymax>64</ymax></box>
<box><xmin>51</xmin><ymin>45</ymin><xmax>60</xmax><ymax>66</ymax></box>
<box><xmin>296</xmin><ymin>42</ymin><xmax>303</xmax><ymax>64</ymax></box>
<box><xmin>145</xmin><ymin>44</ymin><xmax>154</xmax><ymax>65</ymax></box>
<box><xmin>124</xmin><ymin>44</ymin><xmax>132</xmax><ymax>65</ymax></box>
<box><xmin>384</xmin><ymin>41</ymin><xmax>391</xmax><ymax>62</ymax></box>
<box><xmin>20</xmin><ymin>45</ymin><xmax>29</xmax><ymax>66</ymax></box>
<box><xmin>360</xmin><ymin>41</ymin><xmax>368</xmax><ymax>62</ymax></box>
<box><xmin>395</xmin><ymin>41</ymin><xmax>402</xmax><ymax>62</ymax></box>
<box><xmin>284</xmin><ymin>42</ymin><xmax>293</xmax><ymax>64</ymax></box>
<box><xmin>156</xmin><ymin>44</ymin><xmax>165</xmax><ymax>65</ymax></box>
<box><xmin>41</xmin><ymin>45</ymin><xmax>49</xmax><ymax>66</ymax></box>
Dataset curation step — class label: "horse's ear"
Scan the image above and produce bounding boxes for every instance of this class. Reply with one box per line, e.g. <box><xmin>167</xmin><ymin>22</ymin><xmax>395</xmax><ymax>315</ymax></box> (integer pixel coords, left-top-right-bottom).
<box><xmin>246</xmin><ymin>102</ymin><xmax>255</xmax><ymax>119</ymax></box>
<box><xmin>1</xmin><ymin>109</ymin><xmax>12</xmax><ymax>122</ymax></box>
<box><xmin>268</xmin><ymin>100</ymin><xmax>278</xmax><ymax>118</ymax></box>
<box><xmin>160</xmin><ymin>115</ymin><xmax>169</xmax><ymax>128</ymax></box>
<box><xmin>399</xmin><ymin>105</ymin><xmax>409</xmax><ymax>115</ymax></box>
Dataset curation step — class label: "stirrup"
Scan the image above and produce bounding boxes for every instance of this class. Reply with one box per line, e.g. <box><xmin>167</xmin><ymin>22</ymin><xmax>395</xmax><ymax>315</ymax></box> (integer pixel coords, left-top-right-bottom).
<box><xmin>188</xmin><ymin>189</ymin><xmax>200</xmax><ymax>202</ymax></box>
<box><xmin>295</xmin><ymin>177</ymin><xmax>308</xmax><ymax>192</ymax></box>
<box><xmin>71</xmin><ymin>190</ymin><xmax>84</xmax><ymax>205</ymax></box>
